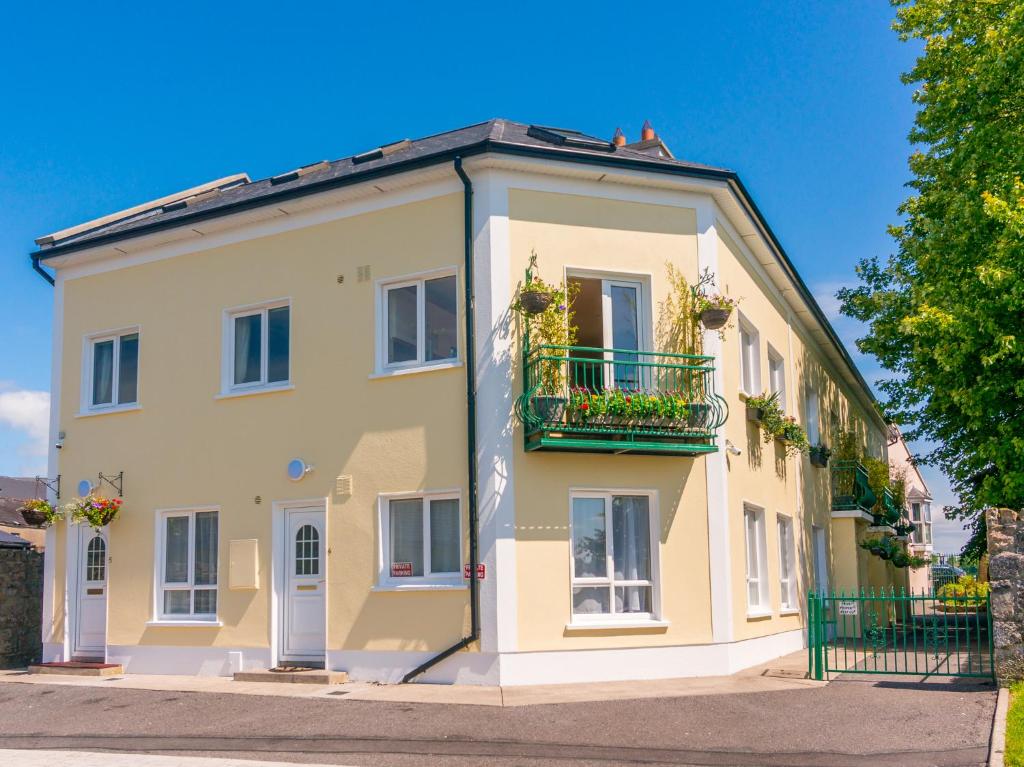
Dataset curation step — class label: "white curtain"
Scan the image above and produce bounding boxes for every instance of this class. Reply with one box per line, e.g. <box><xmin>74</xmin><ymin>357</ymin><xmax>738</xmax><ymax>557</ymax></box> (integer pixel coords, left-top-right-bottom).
<box><xmin>92</xmin><ymin>340</ymin><xmax>114</xmax><ymax>405</ymax></box>
<box><xmin>390</xmin><ymin>499</ymin><xmax>424</xmax><ymax>576</ymax></box>
<box><xmin>613</xmin><ymin>496</ymin><xmax>650</xmax><ymax>613</ymax></box>
<box><xmin>429</xmin><ymin>499</ymin><xmax>459</xmax><ymax>573</ymax></box>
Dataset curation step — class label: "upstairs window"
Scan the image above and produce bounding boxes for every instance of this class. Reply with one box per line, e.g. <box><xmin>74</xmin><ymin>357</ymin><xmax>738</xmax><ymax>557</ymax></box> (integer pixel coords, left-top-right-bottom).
<box><xmin>377</xmin><ymin>270</ymin><xmax>458</xmax><ymax>373</ymax></box>
<box><xmin>738</xmin><ymin>314</ymin><xmax>761</xmax><ymax>396</ymax></box>
<box><xmin>767</xmin><ymin>345</ymin><xmax>786</xmax><ymax>412</ymax></box>
<box><xmin>224</xmin><ymin>301</ymin><xmax>290</xmax><ymax>393</ymax></box>
<box><xmin>805</xmin><ymin>387</ymin><xmax>820</xmax><ymax>445</ymax></box>
<box><xmin>85</xmin><ymin>329</ymin><xmax>139</xmax><ymax>411</ymax></box>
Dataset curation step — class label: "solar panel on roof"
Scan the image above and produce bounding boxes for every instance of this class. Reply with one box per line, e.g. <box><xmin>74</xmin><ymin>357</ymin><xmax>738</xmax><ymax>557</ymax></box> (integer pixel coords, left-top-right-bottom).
<box><xmin>526</xmin><ymin>125</ymin><xmax>615</xmax><ymax>152</ymax></box>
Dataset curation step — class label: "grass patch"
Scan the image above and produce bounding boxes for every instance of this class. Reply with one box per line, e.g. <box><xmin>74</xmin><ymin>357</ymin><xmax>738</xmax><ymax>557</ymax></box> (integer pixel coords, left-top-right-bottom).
<box><xmin>1006</xmin><ymin>682</ymin><xmax>1024</xmax><ymax>766</ymax></box>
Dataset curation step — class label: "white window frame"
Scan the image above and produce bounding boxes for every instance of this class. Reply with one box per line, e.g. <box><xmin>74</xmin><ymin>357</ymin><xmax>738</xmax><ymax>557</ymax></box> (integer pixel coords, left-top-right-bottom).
<box><xmin>376</xmin><ymin>490</ymin><xmax>464</xmax><ymax>590</ymax></box>
<box><xmin>744</xmin><ymin>503</ymin><xmax>770</xmax><ymax>615</ymax></box>
<box><xmin>374</xmin><ymin>267</ymin><xmax>460</xmax><ymax>376</ymax></box>
<box><xmin>805</xmin><ymin>386</ymin><xmax>821</xmax><ymax>445</ymax></box>
<box><xmin>568</xmin><ymin>488</ymin><xmax>662</xmax><ymax>626</ymax></box>
<box><xmin>153</xmin><ymin>507</ymin><xmax>220</xmax><ymax>623</ymax></box>
<box><xmin>81</xmin><ymin>326</ymin><xmax>141</xmax><ymax>414</ymax></box>
<box><xmin>738</xmin><ymin>313</ymin><xmax>761</xmax><ymax>396</ymax></box>
<box><xmin>767</xmin><ymin>344</ymin><xmax>786</xmax><ymax>412</ymax></box>
<box><xmin>221</xmin><ymin>298</ymin><xmax>292</xmax><ymax>396</ymax></box>
<box><xmin>777</xmin><ymin>514</ymin><xmax>797</xmax><ymax>612</ymax></box>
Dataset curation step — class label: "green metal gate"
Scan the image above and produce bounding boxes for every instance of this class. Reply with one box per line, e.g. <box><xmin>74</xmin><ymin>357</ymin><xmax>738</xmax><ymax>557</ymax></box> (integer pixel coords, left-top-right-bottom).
<box><xmin>808</xmin><ymin>589</ymin><xmax>994</xmax><ymax>681</ymax></box>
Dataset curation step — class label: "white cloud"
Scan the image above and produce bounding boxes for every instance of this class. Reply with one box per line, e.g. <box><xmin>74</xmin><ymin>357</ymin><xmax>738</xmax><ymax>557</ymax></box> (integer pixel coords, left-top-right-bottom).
<box><xmin>0</xmin><ymin>387</ymin><xmax>50</xmax><ymax>475</ymax></box>
<box><xmin>811</xmin><ymin>281</ymin><xmax>846</xmax><ymax>321</ymax></box>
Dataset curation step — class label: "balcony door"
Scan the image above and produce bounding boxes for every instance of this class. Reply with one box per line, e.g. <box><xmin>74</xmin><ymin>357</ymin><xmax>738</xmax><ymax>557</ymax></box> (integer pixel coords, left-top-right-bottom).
<box><xmin>570</xmin><ymin>275</ymin><xmax>648</xmax><ymax>392</ymax></box>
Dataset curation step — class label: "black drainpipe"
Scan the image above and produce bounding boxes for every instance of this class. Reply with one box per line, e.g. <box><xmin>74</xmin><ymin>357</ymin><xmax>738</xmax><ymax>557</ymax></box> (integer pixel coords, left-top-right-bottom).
<box><xmin>402</xmin><ymin>156</ymin><xmax>479</xmax><ymax>683</ymax></box>
<box><xmin>32</xmin><ymin>254</ymin><xmax>55</xmax><ymax>286</ymax></box>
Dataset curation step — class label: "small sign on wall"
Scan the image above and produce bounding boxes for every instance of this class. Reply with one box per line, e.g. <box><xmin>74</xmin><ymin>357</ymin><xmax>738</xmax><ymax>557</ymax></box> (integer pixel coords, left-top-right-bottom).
<box><xmin>391</xmin><ymin>562</ymin><xmax>413</xmax><ymax>577</ymax></box>
<box><xmin>463</xmin><ymin>563</ymin><xmax>486</xmax><ymax>580</ymax></box>
<box><xmin>837</xmin><ymin>600</ymin><xmax>858</xmax><ymax>615</ymax></box>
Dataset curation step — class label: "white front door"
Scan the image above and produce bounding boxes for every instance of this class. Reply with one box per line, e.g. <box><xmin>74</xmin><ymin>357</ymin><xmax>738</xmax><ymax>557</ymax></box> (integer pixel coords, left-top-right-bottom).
<box><xmin>75</xmin><ymin>528</ymin><xmax>108</xmax><ymax>658</ymax></box>
<box><xmin>281</xmin><ymin>507</ymin><xmax>326</xmax><ymax>662</ymax></box>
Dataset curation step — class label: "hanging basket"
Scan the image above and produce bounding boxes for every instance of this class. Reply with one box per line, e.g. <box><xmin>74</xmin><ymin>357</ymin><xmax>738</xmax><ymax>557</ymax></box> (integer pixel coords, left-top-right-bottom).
<box><xmin>746</xmin><ymin>406</ymin><xmax>763</xmax><ymax>423</ymax></box>
<box><xmin>700</xmin><ymin>307</ymin><xmax>732</xmax><ymax>330</ymax></box>
<box><xmin>20</xmin><ymin>507</ymin><xmax>51</xmax><ymax>527</ymax></box>
<box><xmin>809</xmin><ymin>446</ymin><xmax>830</xmax><ymax>468</ymax></box>
<box><xmin>519</xmin><ymin>290</ymin><xmax>554</xmax><ymax>314</ymax></box>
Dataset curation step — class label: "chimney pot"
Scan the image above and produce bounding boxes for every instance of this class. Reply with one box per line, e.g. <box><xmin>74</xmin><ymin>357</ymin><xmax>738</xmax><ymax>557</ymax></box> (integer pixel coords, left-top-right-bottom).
<box><xmin>612</xmin><ymin>127</ymin><xmax>626</xmax><ymax>147</ymax></box>
<box><xmin>641</xmin><ymin>119</ymin><xmax>655</xmax><ymax>142</ymax></box>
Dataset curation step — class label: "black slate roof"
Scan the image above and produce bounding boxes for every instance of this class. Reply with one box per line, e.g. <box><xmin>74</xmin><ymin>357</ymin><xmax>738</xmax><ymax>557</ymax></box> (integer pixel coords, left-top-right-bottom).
<box><xmin>35</xmin><ymin>119</ymin><xmax>731</xmax><ymax>257</ymax></box>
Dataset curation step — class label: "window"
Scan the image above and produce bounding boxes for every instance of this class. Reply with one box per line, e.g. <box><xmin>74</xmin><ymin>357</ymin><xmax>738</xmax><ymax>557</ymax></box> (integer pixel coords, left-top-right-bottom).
<box><xmin>224</xmin><ymin>301</ymin><xmax>290</xmax><ymax>392</ymax></box>
<box><xmin>744</xmin><ymin>504</ymin><xmax>769</xmax><ymax>613</ymax></box>
<box><xmin>158</xmin><ymin>509</ymin><xmax>218</xmax><ymax>619</ymax></box>
<box><xmin>378</xmin><ymin>270</ymin><xmax>458</xmax><ymax>372</ymax></box>
<box><xmin>570</xmin><ymin>492</ymin><xmax>659</xmax><ymax>621</ymax></box>
<box><xmin>85</xmin><ymin>535</ymin><xmax>106</xmax><ymax>582</ymax></box>
<box><xmin>777</xmin><ymin>515</ymin><xmax>796</xmax><ymax>610</ymax></box>
<box><xmin>738</xmin><ymin>315</ymin><xmax>761</xmax><ymax>396</ymax></box>
<box><xmin>379</xmin><ymin>492</ymin><xmax>461</xmax><ymax>586</ymax></box>
<box><xmin>768</xmin><ymin>345</ymin><xmax>786</xmax><ymax>412</ymax></box>
<box><xmin>805</xmin><ymin>387</ymin><xmax>820</xmax><ymax>445</ymax></box>
<box><xmin>85</xmin><ymin>329</ymin><xmax>139</xmax><ymax>410</ymax></box>
<box><xmin>295</xmin><ymin>525</ymin><xmax>320</xmax><ymax>576</ymax></box>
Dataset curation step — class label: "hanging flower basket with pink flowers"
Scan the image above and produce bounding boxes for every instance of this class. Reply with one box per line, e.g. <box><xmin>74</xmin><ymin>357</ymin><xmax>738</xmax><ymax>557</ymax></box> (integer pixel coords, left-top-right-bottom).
<box><xmin>65</xmin><ymin>495</ymin><xmax>122</xmax><ymax>529</ymax></box>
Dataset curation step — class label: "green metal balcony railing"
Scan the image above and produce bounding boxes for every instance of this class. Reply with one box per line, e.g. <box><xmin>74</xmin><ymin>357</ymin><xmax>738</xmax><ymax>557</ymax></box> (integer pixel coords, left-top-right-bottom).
<box><xmin>875</xmin><ymin>488</ymin><xmax>902</xmax><ymax>528</ymax></box>
<box><xmin>514</xmin><ymin>344</ymin><xmax>728</xmax><ymax>455</ymax></box>
<box><xmin>831</xmin><ymin>460</ymin><xmax>877</xmax><ymax>513</ymax></box>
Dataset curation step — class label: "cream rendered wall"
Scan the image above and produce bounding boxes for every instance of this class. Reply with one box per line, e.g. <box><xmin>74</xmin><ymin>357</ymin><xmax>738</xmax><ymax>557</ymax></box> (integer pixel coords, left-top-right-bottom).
<box><xmin>508</xmin><ymin>189</ymin><xmax>713</xmax><ymax>651</ymax></box>
<box><xmin>715</xmin><ymin>226</ymin><xmax>888</xmax><ymax>640</ymax></box>
<box><xmin>50</xmin><ymin>193</ymin><xmax>472</xmax><ymax>656</ymax></box>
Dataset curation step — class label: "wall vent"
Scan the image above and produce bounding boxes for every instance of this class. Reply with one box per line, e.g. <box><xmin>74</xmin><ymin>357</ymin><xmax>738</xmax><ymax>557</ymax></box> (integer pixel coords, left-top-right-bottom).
<box><xmin>357</xmin><ymin>265</ymin><xmax>371</xmax><ymax>282</ymax></box>
<box><xmin>335</xmin><ymin>475</ymin><xmax>353</xmax><ymax>496</ymax></box>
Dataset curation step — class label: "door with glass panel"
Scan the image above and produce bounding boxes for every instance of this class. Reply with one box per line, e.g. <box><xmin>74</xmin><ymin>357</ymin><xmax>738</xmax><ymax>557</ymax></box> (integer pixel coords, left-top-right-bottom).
<box><xmin>602</xmin><ymin>280</ymin><xmax>645</xmax><ymax>390</ymax></box>
<box><xmin>75</xmin><ymin>528</ymin><xmax>108</xmax><ymax>658</ymax></box>
<box><xmin>281</xmin><ymin>507</ymin><xmax>326</xmax><ymax>662</ymax></box>
<box><xmin>570</xmin><ymin>493</ymin><xmax>655</xmax><ymax>621</ymax></box>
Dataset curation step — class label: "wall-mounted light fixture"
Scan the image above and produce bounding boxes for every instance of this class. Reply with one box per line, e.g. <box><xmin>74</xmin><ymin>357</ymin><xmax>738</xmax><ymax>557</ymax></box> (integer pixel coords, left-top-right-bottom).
<box><xmin>287</xmin><ymin>459</ymin><xmax>315</xmax><ymax>482</ymax></box>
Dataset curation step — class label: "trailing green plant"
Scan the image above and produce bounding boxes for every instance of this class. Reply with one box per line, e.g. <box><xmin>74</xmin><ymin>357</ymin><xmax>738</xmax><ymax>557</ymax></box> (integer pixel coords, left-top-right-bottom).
<box><xmin>513</xmin><ymin>251</ymin><xmax>579</xmax><ymax>394</ymax></box>
<box><xmin>64</xmin><ymin>495</ymin><xmax>122</xmax><ymax>529</ymax></box>
<box><xmin>859</xmin><ymin>536</ymin><xmax>928</xmax><ymax>569</ymax></box>
<box><xmin>19</xmin><ymin>498</ymin><xmax>63</xmax><ymax>526</ymax></box>
<box><xmin>745</xmin><ymin>391</ymin><xmax>809</xmax><ymax>456</ymax></box>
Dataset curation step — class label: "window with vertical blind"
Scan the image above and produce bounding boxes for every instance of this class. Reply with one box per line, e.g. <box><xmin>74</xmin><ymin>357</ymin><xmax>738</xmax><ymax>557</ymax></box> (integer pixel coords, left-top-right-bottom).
<box><xmin>378</xmin><ymin>492</ymin><xmax>461</xmax><ymax>587</ymax></box>
<box><xmin>777</xmin><ymin>515</ymin><xmax>797</xmax><ymax>610</ymax></box>
<box><xmin>84</xmin><ymin>328</ymin><xmax>140</xmax><ymax>412</ymax></box>
<box><xmin>157</xmin><ymin>509</ymin><xmax>219</xmax><ymax>620</ymax></box>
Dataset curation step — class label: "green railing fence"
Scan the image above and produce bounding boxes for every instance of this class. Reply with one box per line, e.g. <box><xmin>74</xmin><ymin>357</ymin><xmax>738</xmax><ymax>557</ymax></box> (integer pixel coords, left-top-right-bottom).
<box><xmin>514</xmin><ymin>344</ymin><xmax>728</xmax><ymax>454</ymax></box>
<box><xmin>830</xmin><ymin>460</ymin><xmax>876</xmax><ymax>513</ymax></box>
<box><xmin>808</xmin><ymin>589</ymin><xmax>993</xmax><ymax>681</ymax></box>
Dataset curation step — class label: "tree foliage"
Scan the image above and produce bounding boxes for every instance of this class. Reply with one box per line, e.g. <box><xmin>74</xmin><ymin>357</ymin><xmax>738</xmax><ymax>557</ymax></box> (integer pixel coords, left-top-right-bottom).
<box><xmin>838</xmin><ymin>0</ymin><xmax>1024</xmax><ymax>557</ymax></box>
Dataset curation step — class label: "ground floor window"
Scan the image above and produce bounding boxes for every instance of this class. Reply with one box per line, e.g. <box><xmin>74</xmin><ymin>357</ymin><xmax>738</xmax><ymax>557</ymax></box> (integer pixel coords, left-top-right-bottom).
<box><xmin>379</xmin><ymin>492</ymin><xmax>461</xmax><ymax>587</ymax></box>
<box><xmin>158</xmin><ymin>508</ymin><xmax>218</xmax><ymax>620</ymax></box>
<box><xmin>744</xmin><ymin>503</ymin><xmax>769</xmax><ymax>614</ymax></box>
<box><xmin>570</xmin><ymin>491</ymin><xmax>658</xmax><ymax>621</ymax></box>
<box><xmin>777</xmin><ymin>514</ymin><xmax>796</xmax><ymax>610</ymax></box>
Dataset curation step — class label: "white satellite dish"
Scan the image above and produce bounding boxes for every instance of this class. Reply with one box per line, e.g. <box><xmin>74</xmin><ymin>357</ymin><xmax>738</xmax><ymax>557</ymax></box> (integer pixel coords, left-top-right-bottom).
<box><xmin>287</xmin><ymin>459</ymin><xmax>313</xmax><ymax>482</ymax></box>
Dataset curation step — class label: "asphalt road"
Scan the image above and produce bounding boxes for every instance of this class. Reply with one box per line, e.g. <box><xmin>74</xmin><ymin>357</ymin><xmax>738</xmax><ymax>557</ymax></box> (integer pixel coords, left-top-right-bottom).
<box><xmin>0</xmin><ymin>677</ymin><xmax>996</xmax><ymax>766</ymax></box>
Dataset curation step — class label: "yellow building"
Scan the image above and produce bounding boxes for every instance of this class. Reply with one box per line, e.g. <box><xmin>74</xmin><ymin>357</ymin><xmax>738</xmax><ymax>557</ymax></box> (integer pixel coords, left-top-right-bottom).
<box><xmin>32</xmin><ymin>119</ymin><xmax>903</xmax><ymax>684</ymax></box>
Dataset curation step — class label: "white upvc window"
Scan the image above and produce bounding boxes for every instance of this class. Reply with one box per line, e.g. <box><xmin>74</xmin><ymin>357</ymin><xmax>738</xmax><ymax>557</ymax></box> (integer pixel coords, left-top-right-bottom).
<box><xmin>376</xmin><ymin>268</ymin><xmax>459</xmax><ymax>374</ymax></box>
<box><xmin>738</xmin><ymin>314</ymin><xmax>761</xmax><ymax>396</ymax></box>
<box><xmin>378</xmin><ymin>491</ymin><xmax>462</xmax><ymax>588</ymax></box>
<box><xmin>83</xmin><ymin>328</ymin><xmax>140</xmax><ymax>412</ymax></box>
<box><xmin>156</xmin><ymin>508</ymin><xmax>219</xmax><ymax>621</ymax></box>
<box><xmin>805</xmin><ymin>386</ymin><xmax>821</xmax><ymax>445</ymax></box>
<box><xmin>570</xmin><ymin>490</ymin><xmax>660</xmax><ymax>623</ymax></box>
<box><xmin>222</xmin><ymin>299</ymin><xmax>291</xmax><ymax>394</ymax></box>
<box><xmin>767</xmin><ymin>344</ymin><xmax>786</xmax><ymax>412</ymax></box>
<box><xmin>744</xmin><ymin>503</ymin><xmax>770</xmax><ymax>614</ymax></box>
<box><xmin>777</xmin><ymin>514</ymin><xmax>797</xmax><ymax>611</ymax></box>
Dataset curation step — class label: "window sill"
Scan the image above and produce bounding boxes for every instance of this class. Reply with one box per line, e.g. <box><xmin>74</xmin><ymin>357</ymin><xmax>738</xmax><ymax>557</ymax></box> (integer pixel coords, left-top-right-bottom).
<box><xmin>215</xmin><ymin>384</ymin><xmax>294</xmax><ymax>400</ymax></box>
<box><xmin>779</xmin><ymin>608</ymin><xmax>801</xmax><ymax>616</ymax></box>
<box><xmin>76</xmin><ymin>404</ymin><xmax>142</xmax><ymax>418</ymax></box>
<box><xmin>145</xmin><ymin>619</ymin><xmax>222</xmax><ymax>627</ymax></box>
<box><xmin>564</xmin><ymin>620</ymin><xmax>669</xmax><ymax>632</ymax></box>
<box><xmin>746</xmin><ymin>609</ymin><xmax>773</xmax><ymax>620</ymax></box>
<box><xmin>372</xmin><ymin>582</ymin><xmax>467</xmax><ymax>592</ymax></box>
<box><xmin>369</xmin><ymin>360</ymin><xmax>462</xmax><ymax>380</ymax></box>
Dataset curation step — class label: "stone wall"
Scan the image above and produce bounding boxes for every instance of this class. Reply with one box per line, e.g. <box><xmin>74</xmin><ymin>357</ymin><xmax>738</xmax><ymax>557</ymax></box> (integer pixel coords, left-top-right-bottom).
<box><xmin>0</xmin><ymin>547</ymin><xmax>43</xmax><ymax>667</ymax></box>
<box><xmin>987</xmin><ymin>508</ymin><xmax>1024</xmax><ymax>684</ymax></box>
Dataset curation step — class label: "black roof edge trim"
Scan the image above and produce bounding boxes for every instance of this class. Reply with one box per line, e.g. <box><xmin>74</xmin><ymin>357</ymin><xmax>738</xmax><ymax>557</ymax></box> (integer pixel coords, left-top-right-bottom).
<box><xmin>29</xmin><ymin>139</ymin><xmax>878</xmax><ymax>413</ymax></box>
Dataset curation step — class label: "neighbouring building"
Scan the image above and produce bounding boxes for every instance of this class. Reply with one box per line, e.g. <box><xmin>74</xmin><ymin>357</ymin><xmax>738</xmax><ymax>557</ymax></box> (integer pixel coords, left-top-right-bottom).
<box><xmin>0</xmin><ymin>476</ymin><xmax>47</xmax><ymax>550</ymax></box>
<box><xmin>888</xmin><ymin>431</ymin><xmax>934</xmax><ymax>592</ymax></box>
<box><xmin>32</xmin><ymin>119</ymin><xmax>911</xmax><ymax>684</ymax></box>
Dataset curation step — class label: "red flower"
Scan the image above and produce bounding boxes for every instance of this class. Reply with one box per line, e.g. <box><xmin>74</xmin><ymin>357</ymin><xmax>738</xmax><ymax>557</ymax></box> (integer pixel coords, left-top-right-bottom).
<box><xmin>625</xmin><ymin>396</ymin><xmax>632</xmax><ymax>403</ymax></box>
<box><xmin>581</xmin><ymin>403</ymin><xmax>589</xmax><ymax>410</ymax></box>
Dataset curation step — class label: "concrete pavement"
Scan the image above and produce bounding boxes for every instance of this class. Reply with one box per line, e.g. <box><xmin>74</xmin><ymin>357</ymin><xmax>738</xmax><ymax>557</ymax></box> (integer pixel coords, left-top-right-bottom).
<box><xmin>0</xmin><ymin>751</ymin><xmax>359</xmax><ymax>767</ymax></box>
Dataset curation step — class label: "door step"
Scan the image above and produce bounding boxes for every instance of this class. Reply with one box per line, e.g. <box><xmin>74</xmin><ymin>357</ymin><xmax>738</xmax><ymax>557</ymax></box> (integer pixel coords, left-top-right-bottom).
<box><xmin>234</xmin><ymin>668</ymin><xmax>347</xmax><ymax>685</ymax></box>
<box><xmin>28</xmin><ymin>661</ymin><xmax>123</xmax><ymax>677</ymax></box>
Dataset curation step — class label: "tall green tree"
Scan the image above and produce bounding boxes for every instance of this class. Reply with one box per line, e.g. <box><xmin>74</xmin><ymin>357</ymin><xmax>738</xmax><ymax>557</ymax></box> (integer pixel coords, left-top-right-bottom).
<box><xmin>839</xmin><ymin>0</ymin><xmax>1024</xmax><ymax>558</ymax></box>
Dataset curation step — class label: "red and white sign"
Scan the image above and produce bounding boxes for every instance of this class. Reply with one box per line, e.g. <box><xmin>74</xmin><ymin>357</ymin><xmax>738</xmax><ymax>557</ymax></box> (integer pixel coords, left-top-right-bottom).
<box><xmin>391</xmin><ymin>562</ymin><xmax>413</xmax><ymax>577</ymax></box>
<box><xmin>463</xmin><ymin>563</ymin><xmax>486</xmax><ymax>580</ymax></box>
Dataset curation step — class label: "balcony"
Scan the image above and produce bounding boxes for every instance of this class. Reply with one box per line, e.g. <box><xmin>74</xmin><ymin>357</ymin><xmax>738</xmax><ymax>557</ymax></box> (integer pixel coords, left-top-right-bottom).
<box><xmin>514</xmin><ymin>344</ymin><xmax>728</xmax><ymax>455</ymax></box>
<box><xmin>830</xmin><ymin>460</ymin><xmax>877</xmax><ymax>514</ymax></box>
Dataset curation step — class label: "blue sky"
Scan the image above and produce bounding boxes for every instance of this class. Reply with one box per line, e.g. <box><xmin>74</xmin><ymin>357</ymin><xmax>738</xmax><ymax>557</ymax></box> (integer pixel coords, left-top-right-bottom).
<box><xmin>0</xmin><ymin>2</ymin><xmax>968</xmax><ymax>550</ymax></box>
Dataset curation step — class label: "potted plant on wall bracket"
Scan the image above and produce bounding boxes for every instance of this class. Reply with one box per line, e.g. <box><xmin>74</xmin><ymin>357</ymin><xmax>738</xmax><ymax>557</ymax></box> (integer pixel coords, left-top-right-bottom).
<box><xmin>859</xmin><ymin>536</ymin><xmax>928</xmax><ymax>569</ymax></box>
<box><xmin>19</xmin><ymin>498</ymin><xmax>63</xmax><ymax>527</ymax></box>
<box><xmin>691</xmin><ymin>267</ymin><xmax>739</xmax><ymax>332</ymax></box>
<box><xmin>744</xmin><ymin>391</ymin><xmax>779</xmax><ymax>423</ymax></box>
<box><xmin>65</xmin><ymin>495</ymin><xmax>122</xmax><ymax>529</ymax></box>
<box><xmin>744</xmin><ymin>392</ymin><xmax>809</xmax><ymax>457</ymax></box>
<box><xmin>809</xmin><ymin>443</ymin><xmax>832</xmax><ymax>468</ymax></box>
<box><xmin>516</xmin><ymin>250</ymin><xmax>555</xmax><ymax>315</ymax></box>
